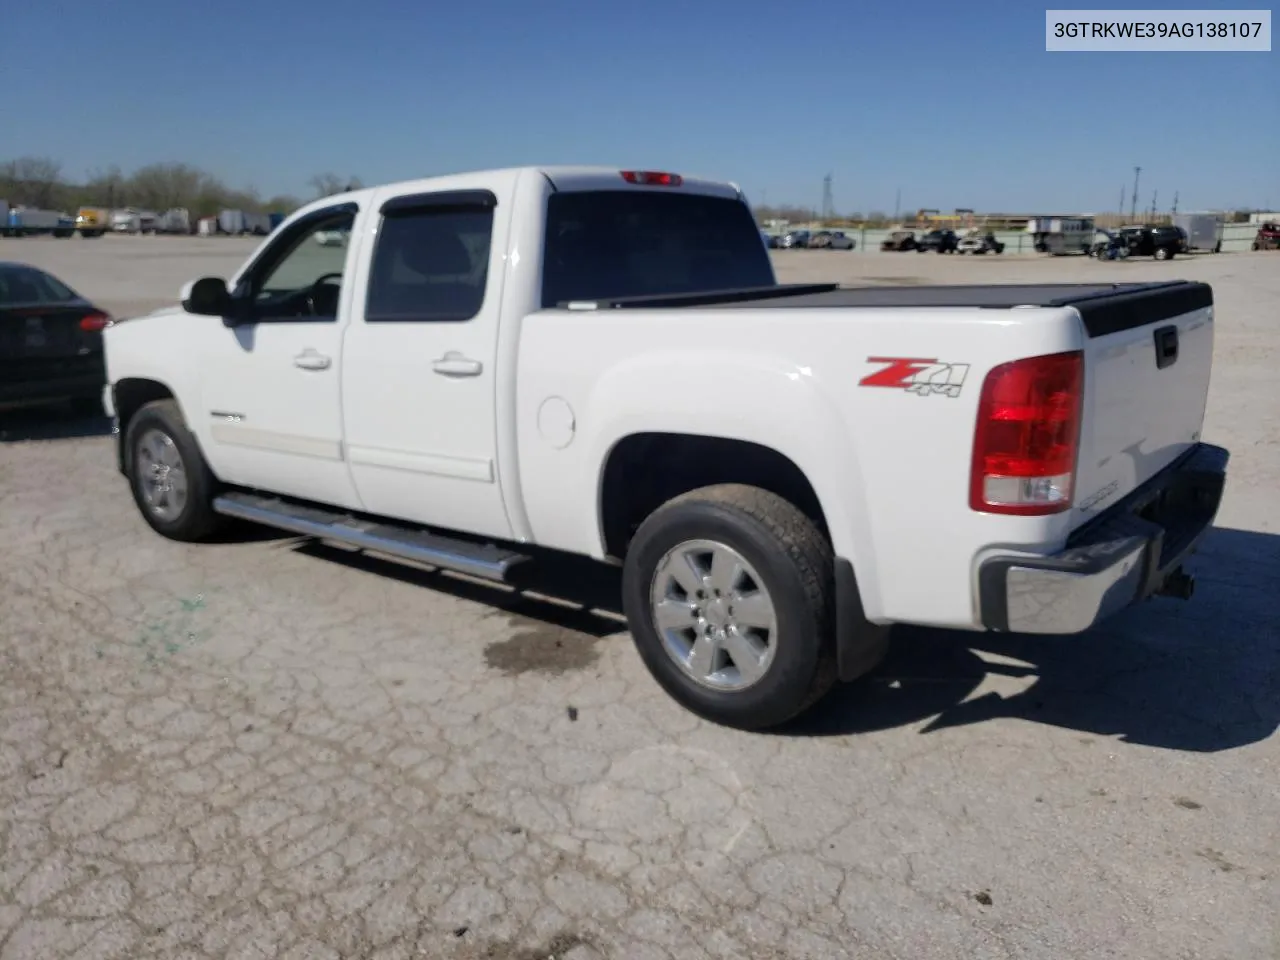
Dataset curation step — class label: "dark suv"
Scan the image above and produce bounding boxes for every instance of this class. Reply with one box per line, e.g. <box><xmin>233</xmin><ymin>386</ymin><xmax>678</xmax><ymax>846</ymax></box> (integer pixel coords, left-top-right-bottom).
<box><xmin>1118</xmin><ymin>225</ymin><xmax>1185</xmax><ymax>260</ymax></box>
<box><xmin>915</xmin><ymin>229</ymin><xmax>959</xmax><ymax>253</ymax></box>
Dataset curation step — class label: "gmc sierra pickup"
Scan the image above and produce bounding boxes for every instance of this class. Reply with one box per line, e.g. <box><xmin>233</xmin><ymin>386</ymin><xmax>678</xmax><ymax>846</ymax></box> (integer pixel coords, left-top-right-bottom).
<box><xmin>102</xmin><ymin>165</ymin><xmax>1229</xmax><ymax>730</ymax></box>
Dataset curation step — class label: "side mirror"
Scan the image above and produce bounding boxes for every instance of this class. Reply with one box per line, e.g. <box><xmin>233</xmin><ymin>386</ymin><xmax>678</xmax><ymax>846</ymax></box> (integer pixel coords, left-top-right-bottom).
<box><xmin>181</xmin><ymin>276</ymin><xmax>234</xmax><ymax>318</ymax></box>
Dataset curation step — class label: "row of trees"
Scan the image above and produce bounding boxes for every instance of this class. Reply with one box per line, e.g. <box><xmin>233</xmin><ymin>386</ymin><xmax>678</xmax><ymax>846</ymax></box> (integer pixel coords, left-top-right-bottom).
<box><xmin>8</xmin><ymin>158</ymin><xmax>1265</xmax><ymax>229</ymax></box>
<box><xmin>0</xmin><ymin>156</ymin><xmax>363</xmax><ymax>219</ymax></box>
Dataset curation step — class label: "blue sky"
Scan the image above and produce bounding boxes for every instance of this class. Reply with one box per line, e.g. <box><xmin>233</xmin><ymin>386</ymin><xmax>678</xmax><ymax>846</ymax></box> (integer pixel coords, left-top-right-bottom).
<box><xmin>2</xmin><ymin>0</ymin><xmax>1276</xmax><ymax>214</ymax></box>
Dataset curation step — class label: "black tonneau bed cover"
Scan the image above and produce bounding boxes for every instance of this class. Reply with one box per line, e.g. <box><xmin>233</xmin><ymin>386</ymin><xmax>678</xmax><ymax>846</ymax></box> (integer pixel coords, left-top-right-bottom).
<box><xmin>562</xmin><ymin>280</ymin><xmax>1213</xmax><ymax>338</ymax></box>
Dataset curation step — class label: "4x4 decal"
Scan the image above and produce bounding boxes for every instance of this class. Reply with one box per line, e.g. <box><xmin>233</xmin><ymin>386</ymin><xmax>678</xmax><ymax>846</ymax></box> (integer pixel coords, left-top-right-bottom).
<box><xmin>859</xmin><ymin>357</ymin><xmax>970</xmax><ymax>398</ymax></box>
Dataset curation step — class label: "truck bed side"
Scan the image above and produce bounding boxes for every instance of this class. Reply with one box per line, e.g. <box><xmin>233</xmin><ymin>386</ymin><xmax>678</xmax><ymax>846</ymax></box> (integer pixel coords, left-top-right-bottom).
<box><xmin>513</xmin><ymin>281</ymin><xmax>1214</xmax><ymax>631</ymax></box>
<box><xmin>514</xmin><ymin>304</ymin><xmax>1083</xmax><ymax>630</ymax></box>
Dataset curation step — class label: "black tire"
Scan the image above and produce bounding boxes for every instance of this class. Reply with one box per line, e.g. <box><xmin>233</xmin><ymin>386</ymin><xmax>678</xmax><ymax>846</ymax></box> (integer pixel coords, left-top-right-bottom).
<box><xmin>621</xmin><ymin>484</ymin><xmax>837</xmax><ymax>730</ymax></box>
<box><xmin>124</xmin><ymin>398</ymin><xmax>224</xmax><ymax>541</ymax></box>
<box><xmin>1155</xmin><ymin>246</ymin><xmax>1171</xmax><ymax>260</ymax></box>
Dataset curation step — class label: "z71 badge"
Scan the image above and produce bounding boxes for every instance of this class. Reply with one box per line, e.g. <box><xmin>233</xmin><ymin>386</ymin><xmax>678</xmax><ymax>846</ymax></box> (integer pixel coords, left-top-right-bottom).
<box><xmin>858</xmin><ymin>357</ymin><xmax>970</xmax><ymax>398</ymax></box>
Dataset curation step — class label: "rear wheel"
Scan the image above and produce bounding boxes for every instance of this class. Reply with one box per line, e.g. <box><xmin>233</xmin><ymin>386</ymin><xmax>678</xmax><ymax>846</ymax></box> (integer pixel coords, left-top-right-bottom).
<box><xmin>622</xmin><ymin>484</ymin><xmax>836</xmax><ymax>730</ymax></box>
<box><xmin>125</xmin><ymin>399</ymin><xmax>224</xmax><ymax>541</ymax></box>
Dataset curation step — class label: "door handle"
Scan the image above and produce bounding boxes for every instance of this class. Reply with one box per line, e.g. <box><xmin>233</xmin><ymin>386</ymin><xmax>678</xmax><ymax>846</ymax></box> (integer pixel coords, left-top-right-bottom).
<box><xmin>1153</xmin><ymin>325</ymin><xmax>1179</xmax><ymax>370</ymax></box>
<box><xmin>432</xmin><ymin>352</ymin><xmax>483</xmax><ymax>377</ymax></box>
<box><xmin>293</xmin><ymin>349</ymin><xmax>331</xmax><ymax>371</ymax></box>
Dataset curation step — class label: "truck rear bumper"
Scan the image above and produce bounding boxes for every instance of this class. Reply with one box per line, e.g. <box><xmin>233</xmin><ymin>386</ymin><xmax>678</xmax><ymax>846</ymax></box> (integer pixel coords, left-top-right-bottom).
<box><xmin>977</xmin><ymin>442</ymin><xmax>1229</xmax><ymax>634</ymax></box>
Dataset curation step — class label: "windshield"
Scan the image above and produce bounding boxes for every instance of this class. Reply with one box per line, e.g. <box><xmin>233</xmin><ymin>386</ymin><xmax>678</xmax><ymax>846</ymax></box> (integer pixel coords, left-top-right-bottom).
<box><xmin>542</xmin><ymin>191</ymin><xmax>775</xmax><ymax>307</ymax></box>
<box><xmin>0</xmin><ymin>266</ymin><xmax>80</xmax><ymax>306</ymax></box>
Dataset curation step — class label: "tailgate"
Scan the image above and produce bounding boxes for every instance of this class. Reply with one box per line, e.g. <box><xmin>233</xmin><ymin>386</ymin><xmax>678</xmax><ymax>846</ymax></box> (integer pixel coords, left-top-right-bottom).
<box><xmin>1069</xmin><ymin>282</ymin><xmax>1214</xmax><ymax>527</ymax></box>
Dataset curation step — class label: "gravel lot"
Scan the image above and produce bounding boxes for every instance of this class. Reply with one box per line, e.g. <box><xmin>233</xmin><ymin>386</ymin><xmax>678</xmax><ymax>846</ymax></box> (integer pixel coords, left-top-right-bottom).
<box><xmin>2</xmin><ymin>235</ymin><xmax>1277</xmax><ymax>960</ymax></box>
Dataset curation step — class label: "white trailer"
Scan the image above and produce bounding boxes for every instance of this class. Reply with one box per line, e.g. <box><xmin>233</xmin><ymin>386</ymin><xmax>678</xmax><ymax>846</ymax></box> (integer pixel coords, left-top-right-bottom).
<box><xmin>1173</xmin><ymin>213</ymin><xmax>1223</xmax><ymax>253</ymax></box>
<box><xmin>155</xmin><ymin>208</ymin><xmax>192</xmax><ymax>234</ymax></box>
<box><xmin>1027</xmin><ymin>216</ymin><xmax>1095</xmax><ymax>255</ymax></box>
<box><xmin>218</xmin><ymin>209</ymin><xmax>271</xmax><ymax>236</ymax></box>
<box><xmin>110</xmin><ymin>208</ymin><xmax>159</xmax><ymax>234</ymax></box>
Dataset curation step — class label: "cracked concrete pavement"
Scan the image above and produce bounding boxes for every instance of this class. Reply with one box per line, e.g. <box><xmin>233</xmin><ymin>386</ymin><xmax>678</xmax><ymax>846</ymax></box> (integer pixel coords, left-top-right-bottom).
<box><xmin>1</xmin><ymin>237</ymin><xmax>1277</xmax><ymax>959</ymax></box>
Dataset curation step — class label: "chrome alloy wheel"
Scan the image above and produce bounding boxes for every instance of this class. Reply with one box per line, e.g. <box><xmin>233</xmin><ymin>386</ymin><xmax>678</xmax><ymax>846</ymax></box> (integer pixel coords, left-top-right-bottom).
<box><xmin>135</xmin><ymin>428</ymin><xmax>188</xmax><ymax>521</ymax></box>
<box><xmin>648</xmin><ymin>539</ymin><xmax>778</xmax><ymax>691</ymax></box>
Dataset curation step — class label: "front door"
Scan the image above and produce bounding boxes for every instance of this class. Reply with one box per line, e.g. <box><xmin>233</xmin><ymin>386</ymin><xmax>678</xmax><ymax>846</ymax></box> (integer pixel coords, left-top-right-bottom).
<box><xmin>196</xmin><ymin>202</ymin><xmax>364</xmax><ymax>510</ymax></box>
<box><xmin>339</xmin><ymin>182</ymin><xmax>514</xmax><ymax>540</ymax></box>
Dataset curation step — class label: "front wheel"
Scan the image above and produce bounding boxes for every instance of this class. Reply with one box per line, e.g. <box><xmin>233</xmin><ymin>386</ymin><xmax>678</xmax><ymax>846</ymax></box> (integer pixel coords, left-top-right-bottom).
<box><xmin>125</xmin><ymin>399</ymin><xmax>224</xmax><ymax>541</ymax></box>
<box><xmin>622</xmin><ymin>484</ymin><xmax>836</xmax><ymax>730</ymax></box>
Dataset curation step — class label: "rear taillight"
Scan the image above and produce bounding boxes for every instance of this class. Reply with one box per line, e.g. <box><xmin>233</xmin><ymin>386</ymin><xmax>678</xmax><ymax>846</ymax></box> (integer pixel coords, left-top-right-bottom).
<box><xmin>620</xmin><ymin>170</ymin><xmax>683</xmax><ymax>187</ymax></box>
<box><xmin>79</xmin><ymin>312</ymin><xmax>111</xmax><ymax>332</ymax></box>
<box><xmin>969</xmin><ymin>350</ymin><xmax>1084</xmax><ymax>516</ymax></box>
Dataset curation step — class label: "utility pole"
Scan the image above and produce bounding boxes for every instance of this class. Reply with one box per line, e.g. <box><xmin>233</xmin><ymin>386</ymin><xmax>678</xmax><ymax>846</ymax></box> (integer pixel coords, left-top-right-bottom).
<box><xmin>893</xmin><ymin>187</ymin><xmax>901</xmax><ymax>222</ymax></box>
<box><xmin>821</xmin><ymin>173</ymin><xmax>834</xmax><ymax>221</ymax></box>
<box><xmin>1151</xmin><ymin>190</ymin><xmax>1157</xmax><ymax>220</ymax></box>
<box><xmin>1120</xmin><ymin>186</ymin><xmax>1126</xmax><ymax>221</ymax></box>
<box><xmin>1130</xmin><ymin>167</ymin><xmax>1141</xmax><ymax>222</ymax></box>
<box><xmin>1171</xmin><ymin>191</ymin><xmax>1178</xmax><ymax>218</ymax></box>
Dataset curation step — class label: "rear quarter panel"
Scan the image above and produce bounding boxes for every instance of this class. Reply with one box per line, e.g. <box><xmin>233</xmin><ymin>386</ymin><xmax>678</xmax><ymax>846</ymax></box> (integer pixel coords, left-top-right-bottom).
<box><xmin>515</xmin><ymin>304</ymin><xmax>1085</xmax><ymax>628</ymax></box>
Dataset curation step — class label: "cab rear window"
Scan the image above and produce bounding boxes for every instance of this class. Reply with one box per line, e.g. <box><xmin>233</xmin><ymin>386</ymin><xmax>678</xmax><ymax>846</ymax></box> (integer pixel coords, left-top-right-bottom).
<box><xmin>541</xmin><ymin>191</ymin><xmax>773</xmax><ymax>308</ymax></box>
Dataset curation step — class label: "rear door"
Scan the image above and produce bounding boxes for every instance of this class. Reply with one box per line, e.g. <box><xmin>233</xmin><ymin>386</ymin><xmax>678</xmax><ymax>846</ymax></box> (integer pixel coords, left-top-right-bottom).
<box><xmin>1070</xmin><ymin>283</ymin><xmax>1215</xmax><ymax>525</ymax></box>
<box><xmin>339</xmin><ymin>175</ymin><xmax>515</xmax><ymax>541</ymax></box>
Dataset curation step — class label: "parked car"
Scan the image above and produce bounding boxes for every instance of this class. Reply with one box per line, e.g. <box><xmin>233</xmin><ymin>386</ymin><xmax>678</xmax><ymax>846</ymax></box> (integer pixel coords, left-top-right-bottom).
<box><xmin>1117</xmin><ymin>224</ymin><xmax>1183</xmax><ymax>260</ymax></box>
<box><xmin>0</xmin><ymin>261</ymin><xmax>111</xmax><ymax>414</ymax></box>
<box><xmin>760</xmin><ymin>230</ymin><xmax>780</xmax><ymax>249</ymax></box>
<box><xmin>777</xmin><ymin>230</ymin><xmax>811</xmax><ymax>249</ymax></box>
<box><xmin>916</xmin><ymin>229</ymin><xmax>960</xmax><ymax>253</ymax></box>
<box><xmin>956</xmin><ymin>231</ymin><xmax>1004</xmax><ymax>255</ymax></box>
<box><xmin>1252</xmin><ymin>222</ymin><xmax>1280</xmax><ymax>251</ymax></box>
<box><xmin>808</xmin><ymin>230</ymin><xmax>856</xmax><ymax>250</ymax></box>
<box><xmin>880</xmin><ymin>229</ymin><xmax>917</xmax><ymax>252</ymax></box>
<box><xmin>103</xmin><ymin>165</ymin><xmax>1228</xmax><ymax>731</ymax></box>
<box><xmin>314</xmin><ymin>229</ymin><xmax>350</xmax><ymax>247</ymax></box>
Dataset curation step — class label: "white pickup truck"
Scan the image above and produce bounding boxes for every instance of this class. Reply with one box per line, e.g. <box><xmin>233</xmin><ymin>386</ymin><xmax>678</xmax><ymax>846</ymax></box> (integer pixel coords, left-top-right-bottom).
<box><xmin>102</xmin><ymin>166</ymin><xmax>1229</xmax><ymax>730</ymax></box>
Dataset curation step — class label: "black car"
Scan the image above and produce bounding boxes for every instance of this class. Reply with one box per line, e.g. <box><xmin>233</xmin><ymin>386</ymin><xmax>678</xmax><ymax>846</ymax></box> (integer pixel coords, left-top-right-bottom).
<box><xmin>1117</xmin><ymin>225</ymin><xmax>1184</xmax><ymax>260</ymax></box>
<box><xmin>915</xmin><ymin>229</ymin><xmax>960</xmax><ymax>253</ymax></box>
<box><xmin>0</xmin><ymin>262</ymin><xmax>111</xmax><ymax>415</ymax></box>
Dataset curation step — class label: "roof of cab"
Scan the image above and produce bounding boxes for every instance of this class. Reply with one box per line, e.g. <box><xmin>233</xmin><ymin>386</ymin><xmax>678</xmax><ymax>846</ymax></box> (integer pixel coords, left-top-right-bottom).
<box><xmin>295</xmin><ymin>166</ymin><xmax>742</xmax><ymax>218</ymax></box>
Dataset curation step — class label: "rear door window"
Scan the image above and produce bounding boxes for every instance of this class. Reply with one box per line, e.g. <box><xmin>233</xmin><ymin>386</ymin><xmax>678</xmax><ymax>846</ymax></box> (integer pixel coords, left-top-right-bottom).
<box><xmin>366</xmin><ymin>206</ymin><xmax>494</xmax><ymax>323</ymax></box>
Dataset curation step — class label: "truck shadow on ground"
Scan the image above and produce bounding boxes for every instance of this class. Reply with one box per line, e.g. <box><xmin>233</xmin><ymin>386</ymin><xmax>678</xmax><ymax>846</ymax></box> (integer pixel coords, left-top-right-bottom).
<box><xmin>295</xmin><ymin>527</ymin><xmax>1277</xmax><ymax>754</ymax></box>
<box><xmin>0</xmin><ymin>404</ymin><xmax>114</xmax><ymax>443</ymax></box>
<box><xmin>789</xmin><ymin>526</ymin><xmax>1280</xmax><ymax>753</ymax></box>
